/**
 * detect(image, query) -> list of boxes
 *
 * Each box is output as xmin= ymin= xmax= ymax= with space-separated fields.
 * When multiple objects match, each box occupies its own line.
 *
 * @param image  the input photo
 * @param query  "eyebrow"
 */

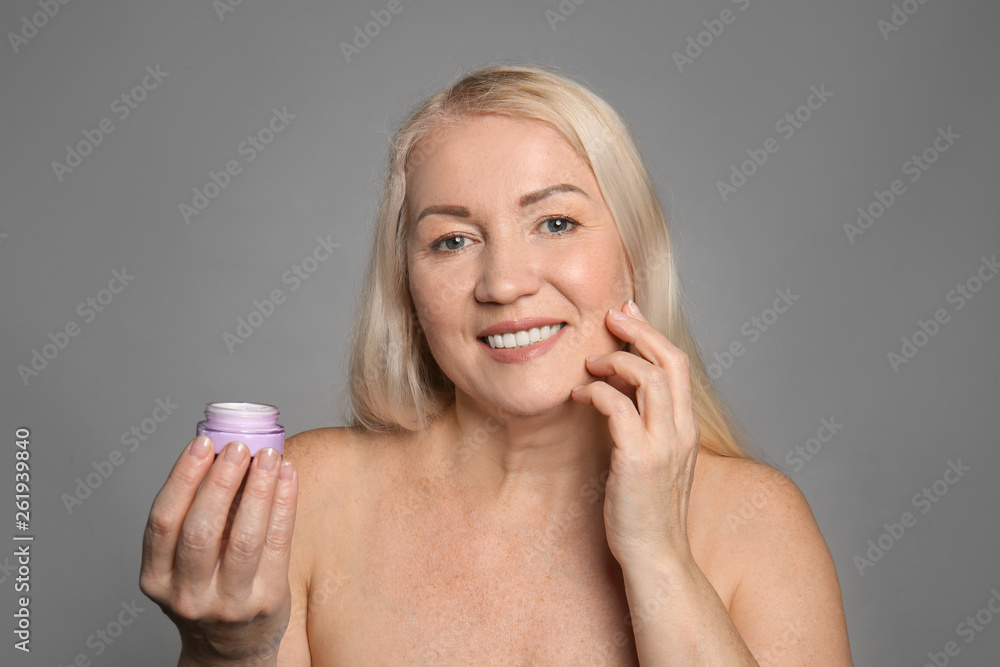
xmin=413 ymin=183 xmax=589 ymax=225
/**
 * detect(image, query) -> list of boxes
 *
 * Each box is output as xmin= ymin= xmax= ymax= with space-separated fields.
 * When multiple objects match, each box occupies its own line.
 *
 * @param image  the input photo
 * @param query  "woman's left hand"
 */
xmin=570 ymin=299 xmax=701 ymax=570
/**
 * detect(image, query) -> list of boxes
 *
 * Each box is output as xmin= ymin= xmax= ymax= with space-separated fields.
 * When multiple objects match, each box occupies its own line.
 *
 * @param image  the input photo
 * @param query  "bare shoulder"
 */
xmin=282 ymin=425 xmax=409 ymax=500
xmin=695 ymin=451 xmax=853 ymax=664
xmin=281 ymin=425 xmax=384 ymax=541
xmin=694 ymin=451 xmax=831 ymax=584
xmin=283 ymin=425 xmax=364 ymax=472
xmin=695 ymin=451 xmax=812 ymax=535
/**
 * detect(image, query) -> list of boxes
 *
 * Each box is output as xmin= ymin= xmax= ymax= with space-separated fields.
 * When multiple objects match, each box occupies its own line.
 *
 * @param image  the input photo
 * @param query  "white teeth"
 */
xmin=486 ymin=323 xmax=564 ymax=350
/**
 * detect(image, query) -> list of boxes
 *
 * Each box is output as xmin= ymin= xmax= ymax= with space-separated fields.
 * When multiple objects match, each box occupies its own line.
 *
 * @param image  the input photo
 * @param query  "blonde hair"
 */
xmin=348 ymin=61 xmax=753 ymax=459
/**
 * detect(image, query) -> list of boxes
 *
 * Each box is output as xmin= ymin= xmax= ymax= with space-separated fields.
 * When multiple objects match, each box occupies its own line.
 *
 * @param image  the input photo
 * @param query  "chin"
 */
xmin=465 ymin=380 xmax=582 ymax=421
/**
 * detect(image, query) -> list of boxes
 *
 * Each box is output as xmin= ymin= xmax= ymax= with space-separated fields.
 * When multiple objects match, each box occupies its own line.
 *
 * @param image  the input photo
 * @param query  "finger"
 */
xmin=141 ymin=436 xmax=216 ymax=587
xmin=571 ymin=381 xmax=646 ymax=454
xmin=217 ymin=447 xmax=283 ymax=594
xmin=604 ymin=374 xmax=637 ymax=405
xmin=605 ymin=306 xmax=697 ymax=437
xmin=174 ymin=441 xmax=251 ymax=586
xmin=605 ymin=304 xmax=672 ymax=368
xmin=585 ymin=351 xmax=675 ymax=441
xmin=256 ymin=460 xmax=298 ymax=580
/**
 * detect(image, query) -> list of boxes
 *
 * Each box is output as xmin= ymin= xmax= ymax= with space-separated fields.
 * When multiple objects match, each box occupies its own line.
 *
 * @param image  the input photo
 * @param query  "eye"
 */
xmin=540 ymin=216 xmax=579 ymax=234
xmin=431 ymin=235 xmax=472 ymax=253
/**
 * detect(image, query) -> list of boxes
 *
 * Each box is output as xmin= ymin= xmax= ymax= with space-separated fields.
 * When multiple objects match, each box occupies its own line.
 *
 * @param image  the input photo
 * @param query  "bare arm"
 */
xmin=623 ymin=464 xmax=852 ymax=665
xmin=727 ymin=465 xmax=852 ymax=665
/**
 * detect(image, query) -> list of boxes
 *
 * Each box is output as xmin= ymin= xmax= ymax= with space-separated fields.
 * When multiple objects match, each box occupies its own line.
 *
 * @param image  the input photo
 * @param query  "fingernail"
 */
xmin=188 ymin=436 xmax=213 ymax=460
xmin=224 ymin=441 xmax=248 ymax=465
xmin=279 ymin=460 xmax=295 ymax=481
xmin=608 ymin=308 xmax=628 ymax=321
xmin=627 ymin=299 xmax=642 ymax=318
xmin=571 ymin=385 xmax=585 ymax=393
xmin=257 ymin=447 xmax=279 ymax=472
xmin=587 ymin=354 xmax=600 ymax=363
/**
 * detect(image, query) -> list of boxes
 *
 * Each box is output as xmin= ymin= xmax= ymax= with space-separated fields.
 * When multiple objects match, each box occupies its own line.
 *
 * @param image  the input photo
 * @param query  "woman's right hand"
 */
xmin=139 ymin=436 xmax=298 ymax=666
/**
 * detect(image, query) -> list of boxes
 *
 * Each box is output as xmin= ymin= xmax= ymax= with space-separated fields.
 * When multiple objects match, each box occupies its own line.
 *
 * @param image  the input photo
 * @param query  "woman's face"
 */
xmin=406 ymin=114 xmax=632 ymax=418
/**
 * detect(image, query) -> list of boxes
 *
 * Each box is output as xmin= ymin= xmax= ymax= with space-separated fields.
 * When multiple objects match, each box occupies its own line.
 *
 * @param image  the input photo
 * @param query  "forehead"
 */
xmin=405 ymin=115 xmax=596 ymax=207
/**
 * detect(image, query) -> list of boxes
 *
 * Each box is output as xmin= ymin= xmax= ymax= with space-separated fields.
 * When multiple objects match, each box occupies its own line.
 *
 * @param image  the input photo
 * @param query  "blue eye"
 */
xmin=432 ymin=235 xmax=470 ymax=253
xmin=541 ymin=217 xmax=579 ymax=234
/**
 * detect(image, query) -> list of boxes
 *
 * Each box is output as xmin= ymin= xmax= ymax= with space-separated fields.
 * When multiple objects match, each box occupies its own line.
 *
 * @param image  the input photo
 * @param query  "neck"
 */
xmin=433 ymin=391 xmax=613 ymax=518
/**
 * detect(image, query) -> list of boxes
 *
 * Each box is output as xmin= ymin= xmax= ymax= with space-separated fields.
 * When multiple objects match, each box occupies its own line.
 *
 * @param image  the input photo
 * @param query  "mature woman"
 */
xmin=141 ymin=63 xmax=852 ymax=664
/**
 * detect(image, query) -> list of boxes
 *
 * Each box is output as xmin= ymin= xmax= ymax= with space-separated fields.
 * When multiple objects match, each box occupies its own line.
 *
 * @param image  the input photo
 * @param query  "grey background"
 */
xmin=2 ymin=0 xmax=998 ymax=664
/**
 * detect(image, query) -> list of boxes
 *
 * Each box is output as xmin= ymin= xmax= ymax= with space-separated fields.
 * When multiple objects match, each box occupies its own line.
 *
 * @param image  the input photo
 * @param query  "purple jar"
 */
xmin=196 ymin=402 xmax=285 ymax=456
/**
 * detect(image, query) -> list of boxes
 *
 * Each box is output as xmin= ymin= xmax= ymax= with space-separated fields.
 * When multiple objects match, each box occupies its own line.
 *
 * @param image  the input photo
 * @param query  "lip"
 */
xmin=477 ymin=317 xmax=566 ymax=338
xmin=479 ymin=322 xmax=568 ymax=364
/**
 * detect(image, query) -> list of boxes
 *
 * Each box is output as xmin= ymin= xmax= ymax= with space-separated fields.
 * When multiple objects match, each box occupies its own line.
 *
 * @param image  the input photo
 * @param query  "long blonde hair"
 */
xmin=347 ymin=61 xmax=753 ymax=459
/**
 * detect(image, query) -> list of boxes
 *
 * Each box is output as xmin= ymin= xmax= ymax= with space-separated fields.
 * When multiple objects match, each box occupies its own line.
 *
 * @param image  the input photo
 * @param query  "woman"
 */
xmin=140 ymin=63 xmax=853 ymax=664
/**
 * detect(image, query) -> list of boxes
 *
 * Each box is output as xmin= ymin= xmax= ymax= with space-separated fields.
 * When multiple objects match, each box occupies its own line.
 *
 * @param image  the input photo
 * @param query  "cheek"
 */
xmin=558 ymin=245 xmax=631 ymax=348
xmin=407 ymin=266 xmax=436 ymax=331
xmin=560 ymin=244 xmax=631 ymax=306
xmin=409 ymin=266 xmax=469 ymax=339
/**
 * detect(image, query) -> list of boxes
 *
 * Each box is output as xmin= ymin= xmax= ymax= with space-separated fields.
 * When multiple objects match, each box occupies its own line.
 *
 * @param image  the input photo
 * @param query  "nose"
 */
xmin=474 ymin=235 xmax=542 ymax=304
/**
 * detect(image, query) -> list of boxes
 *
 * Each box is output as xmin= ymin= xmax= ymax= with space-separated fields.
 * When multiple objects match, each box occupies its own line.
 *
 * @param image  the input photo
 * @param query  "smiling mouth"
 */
xmin=480 ymin=323 xmax=566 ymax=350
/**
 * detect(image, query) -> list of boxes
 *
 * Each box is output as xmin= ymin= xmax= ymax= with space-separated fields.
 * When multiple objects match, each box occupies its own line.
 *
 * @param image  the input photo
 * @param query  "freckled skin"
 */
xmin=405 ymin=114 xmax=632 ymax=419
